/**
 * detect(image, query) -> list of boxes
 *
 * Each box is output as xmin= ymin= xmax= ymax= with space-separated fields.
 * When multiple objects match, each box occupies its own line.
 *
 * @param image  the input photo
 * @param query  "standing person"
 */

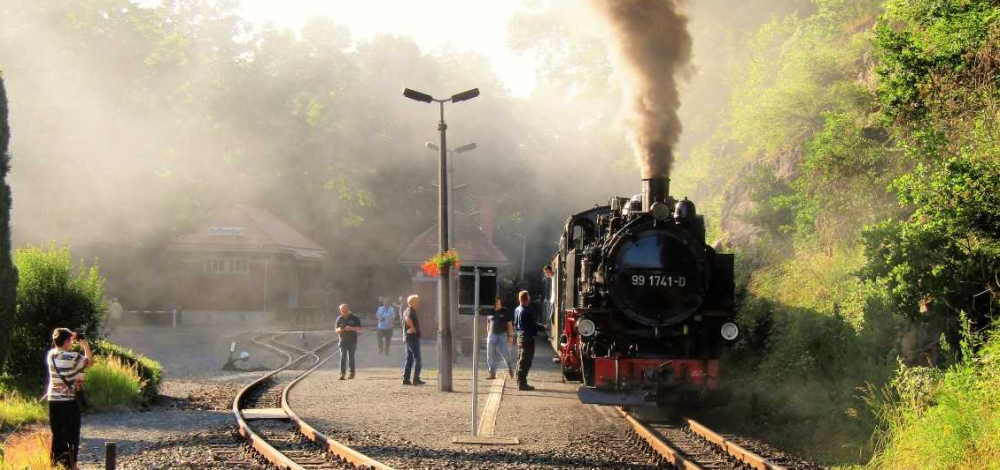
xmin=486 ymin=298 xmax=515 ymax=380
xmin=402 ymin=294 xmax=425 ymax=385
xmin=514 ymin=290 xmax=544 ymax=391
xmin=375 ymin=297 xmax=395 ymax=355
xmin=542 ymin=265 xmax=555 ymax=325
xmin=47 ymin=328 xmax=93 ymax=470
xmin=397 ymin=296 xmax=406 ymax=330
xmin=335 ymin=304 xmax=362 ymax=380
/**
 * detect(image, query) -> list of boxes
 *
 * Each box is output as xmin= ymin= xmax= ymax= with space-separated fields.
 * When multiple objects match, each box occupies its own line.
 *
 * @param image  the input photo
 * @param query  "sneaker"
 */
xmin=517 ymin=383 xmax=535 ymax=391
xmin=487 ymin=373 xmax=496 ymax=380
xmin=348 ymin=372 xmax=355 ymax=379
xmin=339 ymin=374 xmax=346 ymax=381
xmin=402 ymin=379 xmax=412 ymax=385
xmin=508 ymin=369 xmax=515 ymax=378
xmin=412 ymin=379 xmax=426 ymax=386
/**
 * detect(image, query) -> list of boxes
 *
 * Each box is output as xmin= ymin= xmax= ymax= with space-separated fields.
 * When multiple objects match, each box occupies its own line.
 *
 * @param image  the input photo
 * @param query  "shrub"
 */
xmin=6 ymin=243 xmax=106 ymax=382
xmin=84 ymin=356 xmax=142 ymax=411
xmin=91 ymin=340 xmax=162 ymax=405
xmin=0 ymin=431 xmax=52 ymax=470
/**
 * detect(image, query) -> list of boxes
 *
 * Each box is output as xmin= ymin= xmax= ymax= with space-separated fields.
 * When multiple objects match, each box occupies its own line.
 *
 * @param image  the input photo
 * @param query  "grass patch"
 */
xmin=0 ymin=394 xmax=46 ymax=432
xmin=91 ymin=340 xmax=162 ymax=405
xmin=84 ymin=356 xmax=143 ymax=411
xmin=0 ymin=430 xmax=53 ymax=470
xmin=866 ymin=326 xmax=1000 ymax=470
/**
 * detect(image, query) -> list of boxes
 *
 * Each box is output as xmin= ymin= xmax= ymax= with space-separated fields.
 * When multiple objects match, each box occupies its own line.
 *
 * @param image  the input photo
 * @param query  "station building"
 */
xmin=397 ymin=206 xmax=509 ymax=339
xmin=167 ymin=205 xmax=328 ymax=324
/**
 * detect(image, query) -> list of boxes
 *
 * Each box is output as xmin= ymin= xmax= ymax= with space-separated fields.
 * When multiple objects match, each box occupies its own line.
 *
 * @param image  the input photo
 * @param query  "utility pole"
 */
xmin=403 ymin=87 xmax=480 ymax=392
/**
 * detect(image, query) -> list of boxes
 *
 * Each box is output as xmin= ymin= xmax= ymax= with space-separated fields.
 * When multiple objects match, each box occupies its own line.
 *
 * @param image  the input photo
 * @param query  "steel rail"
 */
xmin=618 ymin=408 xmax=705 ymax=470
xmin=233 ymin=333 xmax=337 ymax=470
xmin=685 ymin=418 xmax=787 ymax=470
xmin=282 ymin=346 xmax=396 ymax=470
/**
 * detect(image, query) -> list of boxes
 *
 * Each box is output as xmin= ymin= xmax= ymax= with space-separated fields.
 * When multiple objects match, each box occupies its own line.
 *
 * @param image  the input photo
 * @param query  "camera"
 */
xmin=75 ymin=331 xmax=85 ymax=341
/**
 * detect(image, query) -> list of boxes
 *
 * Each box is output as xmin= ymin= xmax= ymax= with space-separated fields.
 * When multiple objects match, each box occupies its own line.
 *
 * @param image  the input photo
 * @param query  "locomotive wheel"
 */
xmin=561 ymin=361 xmax=582 ymax=383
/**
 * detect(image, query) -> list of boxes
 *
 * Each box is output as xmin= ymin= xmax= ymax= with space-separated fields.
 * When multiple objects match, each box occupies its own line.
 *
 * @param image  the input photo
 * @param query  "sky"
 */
xmin=234 ymin=0 xmax=540 ymax=97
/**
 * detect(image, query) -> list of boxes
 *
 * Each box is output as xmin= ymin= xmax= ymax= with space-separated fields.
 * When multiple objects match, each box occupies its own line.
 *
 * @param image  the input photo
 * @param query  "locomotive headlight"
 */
xmin=721 ymin=322 xmax=739 ymax=341
xmin=577 ymin=319 xmax=597 ymax=337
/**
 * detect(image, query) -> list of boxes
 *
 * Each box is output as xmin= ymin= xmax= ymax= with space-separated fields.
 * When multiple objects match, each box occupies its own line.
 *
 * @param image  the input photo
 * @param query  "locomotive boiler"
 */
xmin=546 ymin=176 xmax=736 ymax=406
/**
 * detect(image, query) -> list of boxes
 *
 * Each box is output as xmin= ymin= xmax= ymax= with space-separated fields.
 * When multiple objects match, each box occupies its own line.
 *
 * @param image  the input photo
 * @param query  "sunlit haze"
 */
xmin=234 ymin=0 xmax=539 ymax=97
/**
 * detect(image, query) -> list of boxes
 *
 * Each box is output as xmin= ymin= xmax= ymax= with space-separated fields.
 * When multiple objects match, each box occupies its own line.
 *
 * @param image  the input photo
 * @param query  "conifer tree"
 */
xmin=0 ymin=73 xmax=16 ymax=372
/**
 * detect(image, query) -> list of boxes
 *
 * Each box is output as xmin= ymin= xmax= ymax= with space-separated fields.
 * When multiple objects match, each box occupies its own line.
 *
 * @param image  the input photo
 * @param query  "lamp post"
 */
xmin=514 ymin=233 xmax=527 ymax=282
xmin=403 ymin=87 xmax=480 ymax=392
xmin=427 ymin=142 xmax=474 ymax=360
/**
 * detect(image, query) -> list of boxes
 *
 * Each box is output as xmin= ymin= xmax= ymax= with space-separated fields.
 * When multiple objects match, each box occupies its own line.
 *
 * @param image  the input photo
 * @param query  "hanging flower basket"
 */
xmin=421 ymin=250 xmax=461 ymax=277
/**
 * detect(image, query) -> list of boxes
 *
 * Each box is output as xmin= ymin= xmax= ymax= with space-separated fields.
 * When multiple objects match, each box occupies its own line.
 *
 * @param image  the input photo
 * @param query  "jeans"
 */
xmin=486 ymin=333 xmax=513 ymax=375
xmin=403 ymin=336 xmax=422 ymax=381
xmin=517 ymin=335 xmax=535 ymax=384
xmin=339 ymin=343 xmax=356 ymax=375
xmin=49 ymin=400 xmax=81 ymax=468
xmin=376 ymin=328 xmax=393 ymax=353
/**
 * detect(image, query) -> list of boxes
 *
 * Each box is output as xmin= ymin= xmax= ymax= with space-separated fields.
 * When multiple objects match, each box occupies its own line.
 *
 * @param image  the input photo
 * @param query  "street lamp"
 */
xmin=403 ymin=87 xmax=480 ymax=392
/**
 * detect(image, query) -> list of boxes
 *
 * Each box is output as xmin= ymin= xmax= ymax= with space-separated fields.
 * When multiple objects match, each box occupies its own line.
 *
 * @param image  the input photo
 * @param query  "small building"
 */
xmin=398 ymin=207 xmax=509 ymax=338
xmin=167 ymin=205 xmax=327 ymax=324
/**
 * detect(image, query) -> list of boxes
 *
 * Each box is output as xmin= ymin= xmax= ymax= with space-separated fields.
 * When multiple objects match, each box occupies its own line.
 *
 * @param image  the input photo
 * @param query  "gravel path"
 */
xmin=289 ymin=331 xmax=662 ymax=469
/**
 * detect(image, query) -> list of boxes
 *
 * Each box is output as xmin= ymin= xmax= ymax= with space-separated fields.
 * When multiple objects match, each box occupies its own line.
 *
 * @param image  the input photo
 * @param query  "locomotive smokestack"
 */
xmin=641 ymin=177 xmax=670 ymax=212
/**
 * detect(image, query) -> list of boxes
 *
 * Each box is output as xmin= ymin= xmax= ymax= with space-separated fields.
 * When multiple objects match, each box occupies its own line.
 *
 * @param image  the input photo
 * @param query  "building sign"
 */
xmin=210 ymin=226 xmax=245 ymax=236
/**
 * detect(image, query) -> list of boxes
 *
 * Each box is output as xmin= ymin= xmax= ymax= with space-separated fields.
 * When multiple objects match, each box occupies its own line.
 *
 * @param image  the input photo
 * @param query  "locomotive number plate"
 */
xmin=630 ymin=274 xmax=687 ymax=288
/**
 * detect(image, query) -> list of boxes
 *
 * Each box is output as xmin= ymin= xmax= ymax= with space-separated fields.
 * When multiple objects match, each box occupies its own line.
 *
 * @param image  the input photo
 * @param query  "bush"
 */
xmin=6 ymin=243 xmax=106 ymax=382
xmin=91 ymin=340 xmax=162 ymax=405
xmin=84 ymin=356 xmax=142 ymax=411
xmin=0 ymin=431 xmax=52 ymax=470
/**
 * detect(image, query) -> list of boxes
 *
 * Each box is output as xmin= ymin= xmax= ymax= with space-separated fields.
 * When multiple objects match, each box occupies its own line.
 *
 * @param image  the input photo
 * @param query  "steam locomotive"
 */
xmin=546 ymin=177 xmax=736 ymax=406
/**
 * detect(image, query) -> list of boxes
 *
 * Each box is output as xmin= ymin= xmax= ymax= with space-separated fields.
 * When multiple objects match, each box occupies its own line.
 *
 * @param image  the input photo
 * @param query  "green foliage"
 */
xmin=0 ymin=394 xmax=47 ymax=432
xmin=861 ymin=157 xmax=1000 ymax=327
xmin=84 ymin=356 xmax=143 ymax=411
xmin=865 ymin=319 xmax=1000 ymax=470
xmin=0 ymin=71 xmax=15 ymax=381
xmin=6 ymin=243 xmax=106 ymax=382
xmin=91 ymin=339 xmax=162 ymax=405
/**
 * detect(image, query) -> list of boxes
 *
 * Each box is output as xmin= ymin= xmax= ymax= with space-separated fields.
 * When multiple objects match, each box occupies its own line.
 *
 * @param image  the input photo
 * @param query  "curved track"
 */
xmin=233 ymin=332 xmax=396 ymax=470
xmin=620 ymin=408 xmax=792 ymax=470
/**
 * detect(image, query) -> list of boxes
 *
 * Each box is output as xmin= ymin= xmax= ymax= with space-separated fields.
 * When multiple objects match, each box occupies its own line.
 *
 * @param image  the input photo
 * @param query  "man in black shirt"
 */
xmin=514 ymin=290 xmax=545 ymax=391
xmin=402 ymin=294 xmax=425 ymax=385
xmin=335 ymin=303 xmax=362 ymax=380
xmin=486 ymin=298 xmax=515 ymax=380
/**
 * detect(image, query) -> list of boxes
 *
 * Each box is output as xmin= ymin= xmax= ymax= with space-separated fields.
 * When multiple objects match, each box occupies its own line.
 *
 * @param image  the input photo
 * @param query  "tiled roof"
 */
xmin=398 ymin=218 xmax=509 ymax=266
xmin=168 ymin=205 xmax=326 ymax=260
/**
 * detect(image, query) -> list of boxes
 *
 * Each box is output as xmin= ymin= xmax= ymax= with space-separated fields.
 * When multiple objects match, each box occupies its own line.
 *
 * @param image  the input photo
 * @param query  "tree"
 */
xmin=0 ymin=72 xmax=15 ymax=373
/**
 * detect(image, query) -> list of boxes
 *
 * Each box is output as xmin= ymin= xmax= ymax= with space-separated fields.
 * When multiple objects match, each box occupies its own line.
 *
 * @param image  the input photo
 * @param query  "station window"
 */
xmin=205 ymin=257 xmax=249 ymax=275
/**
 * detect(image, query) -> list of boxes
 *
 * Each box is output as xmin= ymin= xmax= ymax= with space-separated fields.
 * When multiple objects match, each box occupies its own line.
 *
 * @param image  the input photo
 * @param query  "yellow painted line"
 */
xmin=478 ymin=376 xmax=506 ymax=437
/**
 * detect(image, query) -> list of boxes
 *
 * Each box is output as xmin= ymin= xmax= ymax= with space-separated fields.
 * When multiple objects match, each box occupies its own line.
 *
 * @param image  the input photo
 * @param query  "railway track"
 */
xmin=230 ymin=332 xmax=397 ymax=470
xmin=620 ymin=408 xmax=793 ymax=470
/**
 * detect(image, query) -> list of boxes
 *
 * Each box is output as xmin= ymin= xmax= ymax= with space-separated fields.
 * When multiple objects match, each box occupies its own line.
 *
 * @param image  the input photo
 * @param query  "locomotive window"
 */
xmin=619 ymin=233 xmax=695 ymax=270
xmin=570 ymin=219 xmax=595 ymax=249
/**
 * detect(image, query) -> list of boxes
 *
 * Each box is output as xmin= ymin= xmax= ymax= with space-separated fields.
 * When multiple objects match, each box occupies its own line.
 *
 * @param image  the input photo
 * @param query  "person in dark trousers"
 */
xmin=335 ymin=304 xmax=362 ymax=380
xmin=375 ymin=297 xmax=395 ymax=355
xmin=47 ymin=328 xmax=93 ymax=470
xmin=402 ymin=294 xmax=425 ymax=385
xmin=486 ymin=297 xmax=515 ymax=380
xmin=514 ymin=290 xmax=545 ymax=391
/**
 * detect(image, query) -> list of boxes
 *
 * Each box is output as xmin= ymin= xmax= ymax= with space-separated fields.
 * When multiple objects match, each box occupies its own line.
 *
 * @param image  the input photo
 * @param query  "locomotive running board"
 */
xmin=577 ymin=387 xmax=650 ymax=406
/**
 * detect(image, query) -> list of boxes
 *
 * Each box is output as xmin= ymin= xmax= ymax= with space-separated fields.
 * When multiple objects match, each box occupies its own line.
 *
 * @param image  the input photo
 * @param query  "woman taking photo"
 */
xmin=47 ymin=328 xmax=93 ymax=470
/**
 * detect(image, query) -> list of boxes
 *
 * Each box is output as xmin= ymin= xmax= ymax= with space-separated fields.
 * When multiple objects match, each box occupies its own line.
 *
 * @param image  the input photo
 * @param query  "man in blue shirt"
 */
xmin=375 ymin=297 xmax=395 ymax=355
xmin=514 ymin=290 xmax=544 ymax=391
